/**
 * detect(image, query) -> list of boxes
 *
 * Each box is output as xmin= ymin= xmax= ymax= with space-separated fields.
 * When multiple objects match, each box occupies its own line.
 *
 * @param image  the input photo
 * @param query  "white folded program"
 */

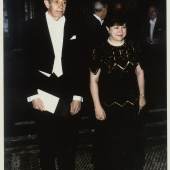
xmin=37 ymin=89 xmax=59 ymax=114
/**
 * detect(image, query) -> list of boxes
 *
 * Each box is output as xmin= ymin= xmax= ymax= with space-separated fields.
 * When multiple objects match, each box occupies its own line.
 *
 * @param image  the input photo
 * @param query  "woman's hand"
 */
xmin=94 ymin=105 xmax=106 ymax=121
xmin=90 ymin=69 xmax=106 ymax=121
xmin=139 ymin=95 xmax=146 ymax=110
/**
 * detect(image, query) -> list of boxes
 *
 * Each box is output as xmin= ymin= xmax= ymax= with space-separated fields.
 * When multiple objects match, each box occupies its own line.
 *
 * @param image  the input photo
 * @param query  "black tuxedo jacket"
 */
xmin=76 ymin=15 xmax=108 ymax=96
xmin=23 ymin=14 xmax=84 ymax=100
xmin=81 ymin=14 xmax=108 ymax=51
xmin=142 ymin=17 xmax=165 ymax=45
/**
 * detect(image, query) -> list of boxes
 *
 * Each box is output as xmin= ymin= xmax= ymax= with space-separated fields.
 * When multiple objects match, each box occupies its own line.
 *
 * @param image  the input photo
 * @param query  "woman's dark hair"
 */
xmin=105 ymin=13 xmax=128 ymax=27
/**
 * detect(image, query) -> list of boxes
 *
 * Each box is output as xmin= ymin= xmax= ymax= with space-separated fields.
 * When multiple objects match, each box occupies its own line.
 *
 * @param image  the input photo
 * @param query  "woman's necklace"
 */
xmin=107 ymin=38 xmax=124 ymax=47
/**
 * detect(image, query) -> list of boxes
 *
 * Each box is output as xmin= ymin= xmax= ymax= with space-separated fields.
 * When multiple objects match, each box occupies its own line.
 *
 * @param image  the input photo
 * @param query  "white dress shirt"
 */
xmin=27 ymin=12 xmax=82 ymax=102
xmin=46 ymin=12 xmax=64 ymax=77
xmin=149 ymin=18 xmax=157 ymax=41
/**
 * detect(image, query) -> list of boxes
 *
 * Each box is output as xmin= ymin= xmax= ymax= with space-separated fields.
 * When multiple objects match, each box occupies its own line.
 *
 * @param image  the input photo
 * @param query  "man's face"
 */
xmin=148 ymin=6 xmax=157 ymax=20
xmin=107 ymin=24 xmax=127 ymax=42
xmin=101 ymin=6 xmax=107 ymax=20
xmin=44 ymin=0 xmax=67 ymax=20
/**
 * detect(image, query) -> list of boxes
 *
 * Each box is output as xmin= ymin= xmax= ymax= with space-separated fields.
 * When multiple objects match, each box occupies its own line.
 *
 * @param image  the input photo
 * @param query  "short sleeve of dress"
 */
xmin=129 ymin=42 xmax=144 ymax=69
xmin=89 ymin=48 xmax=102 ymax=74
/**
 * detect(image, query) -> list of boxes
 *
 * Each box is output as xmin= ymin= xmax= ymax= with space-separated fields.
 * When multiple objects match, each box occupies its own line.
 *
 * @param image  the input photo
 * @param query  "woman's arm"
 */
xmin=135 ymin=64 xmax=146 ymax=110
xmin=90 ymin=69 xmax=106 ymax=121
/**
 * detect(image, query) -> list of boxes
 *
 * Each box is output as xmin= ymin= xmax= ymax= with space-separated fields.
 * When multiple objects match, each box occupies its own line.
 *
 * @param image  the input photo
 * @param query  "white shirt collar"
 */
xmin=46 ymin=11 xmax=65 ymax=25
xmin=93 ymin=14 xmax=104 ymax=25
xmin=45 ymin=11 xmax=65 ymax=77
xmin=149 ymin=17 xmax=157 ymax=24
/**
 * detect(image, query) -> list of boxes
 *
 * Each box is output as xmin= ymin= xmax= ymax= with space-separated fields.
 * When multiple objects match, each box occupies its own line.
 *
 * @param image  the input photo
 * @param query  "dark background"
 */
xmin=3 ymin=0 xmax=166 ymax=138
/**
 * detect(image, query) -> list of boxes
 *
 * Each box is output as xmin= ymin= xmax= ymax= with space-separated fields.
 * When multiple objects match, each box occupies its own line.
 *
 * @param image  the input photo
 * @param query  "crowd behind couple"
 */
xmin=23 ymin=0 xmax=165 ymax=170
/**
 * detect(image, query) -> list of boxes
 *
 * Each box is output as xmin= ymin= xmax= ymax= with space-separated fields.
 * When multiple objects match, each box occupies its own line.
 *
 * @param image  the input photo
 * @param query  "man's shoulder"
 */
xmin=65 ymin=17 xmax=81 ymax=35
xmin=24 ymin=14 xmax=46 ymax=29
xmin=126 ymin=40 xmax=138 ymax=48
xmin=23 ymin=15 xmax=47 ymax=40
xmin=89 ymin=15 xmax=101 ymax=27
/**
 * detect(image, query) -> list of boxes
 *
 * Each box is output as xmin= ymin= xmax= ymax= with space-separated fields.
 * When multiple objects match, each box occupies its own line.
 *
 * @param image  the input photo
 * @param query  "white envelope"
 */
xmin=37 ymin=89 xmax=59 ymax=114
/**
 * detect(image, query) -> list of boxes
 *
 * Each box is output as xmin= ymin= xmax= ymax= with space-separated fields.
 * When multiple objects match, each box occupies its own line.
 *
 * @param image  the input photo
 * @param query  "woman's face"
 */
xmin=107 ymin=24 xmax=127 ymax=42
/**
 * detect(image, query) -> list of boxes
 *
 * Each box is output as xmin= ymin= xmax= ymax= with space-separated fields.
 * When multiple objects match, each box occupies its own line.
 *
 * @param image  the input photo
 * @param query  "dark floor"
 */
xmin=76 ymin=144 xmax=167 ymax=170
xmin=4 ymin=106 xmax=167 ymax=170
xmin=5 ymin=143 xmax=167 ymax=170
xmin=143 ymin=145 xmax=167 ymax=170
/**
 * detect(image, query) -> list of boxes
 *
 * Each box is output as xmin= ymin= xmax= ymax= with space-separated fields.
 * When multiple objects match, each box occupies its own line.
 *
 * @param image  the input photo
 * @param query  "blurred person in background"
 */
xmin=141 ymin=4 xmax=166 ymax=108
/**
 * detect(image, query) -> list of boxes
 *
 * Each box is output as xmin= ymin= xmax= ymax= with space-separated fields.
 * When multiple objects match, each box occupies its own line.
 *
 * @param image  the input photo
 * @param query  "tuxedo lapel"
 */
xmin=153 ymin=19 xmax=160 ymax=34
xmin=146 ymin=20 xmax=150 ymax=37
xmin=61 ymin=19 xmax=73 ymax=73
xmin=62 ymin=18 xmax=76 ymax=49
xmin=41 ymin=15 xmax=55 ymax=61
xmin=62 ymin=19 xmax=71 ymax=59
xmin=61 ymin=19 xmax=78 ymax=74
xmin=63 ymin=19 xmax=70 ymax=43
xmin=92 ymin=15 xmax=102 ymax=28
xmin=36 ymin=15 xmax=60 ymax=73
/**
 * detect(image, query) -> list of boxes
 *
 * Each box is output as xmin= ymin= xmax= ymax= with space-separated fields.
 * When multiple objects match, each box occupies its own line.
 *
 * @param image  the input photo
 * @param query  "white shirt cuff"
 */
xmin=27 ymin=94 xmax=40 ymax=102
xmin=73 ymin=95 xmax=83 ymax=102
xmin=28 ymin=94 xmax=83 ymax=102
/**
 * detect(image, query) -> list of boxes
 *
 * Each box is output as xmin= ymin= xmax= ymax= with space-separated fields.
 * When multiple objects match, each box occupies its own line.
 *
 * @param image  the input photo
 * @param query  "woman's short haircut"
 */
xmin=106 ymin=14 xmax=128 ymax=27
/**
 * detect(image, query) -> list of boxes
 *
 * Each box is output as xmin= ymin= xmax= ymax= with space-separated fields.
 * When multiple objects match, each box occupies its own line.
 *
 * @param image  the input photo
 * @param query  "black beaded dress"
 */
xmin=90 ymin=40 xmax=144 ymax=170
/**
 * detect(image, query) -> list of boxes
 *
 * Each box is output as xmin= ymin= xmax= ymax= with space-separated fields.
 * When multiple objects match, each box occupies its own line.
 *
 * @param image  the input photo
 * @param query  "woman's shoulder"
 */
xmin=124 ymin=40 xmax=142 ymax=54
xmin=124 ymin=40 xmax=135 ymax=48
xmin=98 ymin=40 xmax=110 ymax=49
xmin=125 ymin=39 xmax=142 ymax=49
xmin=95 ymin=41 xmax=113 ymax=55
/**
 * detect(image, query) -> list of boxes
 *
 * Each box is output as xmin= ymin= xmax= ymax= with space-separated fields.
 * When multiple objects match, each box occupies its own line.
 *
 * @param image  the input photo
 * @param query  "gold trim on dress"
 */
xmin=104 ymin=100 xmax=135 ymax=107
xmin=116 ymin=61 xmax=134 ymax=70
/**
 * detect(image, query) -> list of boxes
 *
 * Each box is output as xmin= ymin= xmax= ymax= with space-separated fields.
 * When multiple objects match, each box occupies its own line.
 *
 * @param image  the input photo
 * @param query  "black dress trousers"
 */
xmin=33 ymin=99 xmax=77 ymax=170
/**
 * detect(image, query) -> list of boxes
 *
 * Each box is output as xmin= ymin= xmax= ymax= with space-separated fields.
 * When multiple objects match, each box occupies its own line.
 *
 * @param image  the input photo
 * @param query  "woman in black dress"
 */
xmin=90 ymin=15 xmax=146 ymax=170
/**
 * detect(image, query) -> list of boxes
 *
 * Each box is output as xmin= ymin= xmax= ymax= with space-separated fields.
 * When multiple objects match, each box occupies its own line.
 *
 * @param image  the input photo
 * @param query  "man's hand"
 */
xmin=70 ymin=100 xmax=81 ymax=115
xmin=32 ymin=98 xmax=45 ymax=112
xmin=95 ymin=106 xmax=106 ymax=121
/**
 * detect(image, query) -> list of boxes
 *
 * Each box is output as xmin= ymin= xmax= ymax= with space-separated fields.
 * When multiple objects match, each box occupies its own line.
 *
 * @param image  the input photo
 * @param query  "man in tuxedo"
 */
xmin=141 ymin=4 xmax=166 ymax=108
xmin=75 ymin=0 xmax=108 ymax=162
xmin=142 ymin=5 xmax=165 ymax=46
xmin=82 ymin=0 xmax=108 ymax=52
xmin=23 ymin=0 xmax=84 ymax=170
xmin=78 ymin=0 xmax=108 ymax=108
